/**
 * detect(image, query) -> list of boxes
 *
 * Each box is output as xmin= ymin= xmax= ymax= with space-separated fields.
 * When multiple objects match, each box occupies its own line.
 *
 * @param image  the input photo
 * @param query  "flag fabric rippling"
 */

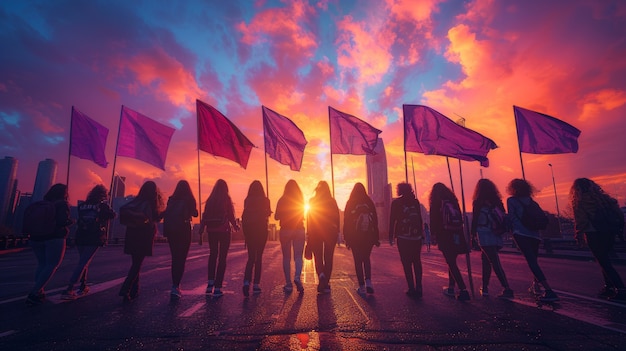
xmin=329 ymin=106 xmax=381 ymax=155
xmin=262 ymin=106 xmax=307 ymax=171
xmin=514 ymin=106 xmax=581 ymax=154
xmin=70 ymin=107 xmax=109 ymax=168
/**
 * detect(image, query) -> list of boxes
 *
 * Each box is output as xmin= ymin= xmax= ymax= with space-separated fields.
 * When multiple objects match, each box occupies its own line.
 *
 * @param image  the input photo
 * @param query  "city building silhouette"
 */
xmin=366 ymin=138 xmax=391 ymax=240
xmin=32 ymin=158 xmax=57 ymax=202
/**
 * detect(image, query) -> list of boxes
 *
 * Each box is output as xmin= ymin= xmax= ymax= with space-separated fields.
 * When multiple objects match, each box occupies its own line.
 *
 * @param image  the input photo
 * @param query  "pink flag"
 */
xmin=70 ymin=107 xmax=109 ymax=168
xmin=404 ymin=104 xmax=497 ymax=167
xmin=329 ymin=106 xmax=381 ymax=155
xmin=116 ymin=106 xmax=175 ymax=170
xmin=262 ymin=106 xmax=307 ymax=171
xmin=197 ymin=100 xmax=255 ymax=169
xmin=514 ymin=106 xmax=581 ymax=154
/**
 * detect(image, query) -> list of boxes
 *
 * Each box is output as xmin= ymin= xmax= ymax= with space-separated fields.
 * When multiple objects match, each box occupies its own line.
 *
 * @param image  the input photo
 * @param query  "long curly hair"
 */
xmin=135 ymin=180 xmax=164 ymax=212
xmin=429 ymin=182 xmax=457 ymax=210
xmin=86 ymin=184 xmax=108 ymax=204
xmin=44 ymin=183 xmax=68 ymax=202
xmin=472 ymin=178 xmax=504 ymax=208
xmin=506 ymin=178 xmax=536 ymax=198
xmin=569 ymin=178 xmax=614 ymax=209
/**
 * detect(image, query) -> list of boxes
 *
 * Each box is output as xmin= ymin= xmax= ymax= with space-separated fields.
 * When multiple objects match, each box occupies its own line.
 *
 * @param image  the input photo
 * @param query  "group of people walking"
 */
xmin=23 ymin=175 xmax=624 ymax=306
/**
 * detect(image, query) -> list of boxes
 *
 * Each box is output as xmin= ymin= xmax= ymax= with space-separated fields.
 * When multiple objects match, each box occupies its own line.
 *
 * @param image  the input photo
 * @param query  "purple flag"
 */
xmin=197 ymin=100 xmax=255 ymax=169
xmin=116 ymin=106 xmax=175 ymax=170
xmin=329 ymin=106 xmax=381 ymax=155
xmin=403 ymin=104 xmax=497 ymax=167
xmin=70 ymin=107 xmax=109 ymax=168
xmin=263 ymin=106 xmax=307 ymax=171
xmin=514 ymin=106 xmax=581 ymax=154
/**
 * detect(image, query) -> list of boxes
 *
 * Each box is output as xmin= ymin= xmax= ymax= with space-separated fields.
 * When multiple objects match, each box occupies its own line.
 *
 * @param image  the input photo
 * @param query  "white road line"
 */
xmin=343 ymin=287 xmax=370 ymax=323
xmin=179 ymin=302 xmax=206 ymax=318
xmin=0 ymin=330 xmax=17 ymax=338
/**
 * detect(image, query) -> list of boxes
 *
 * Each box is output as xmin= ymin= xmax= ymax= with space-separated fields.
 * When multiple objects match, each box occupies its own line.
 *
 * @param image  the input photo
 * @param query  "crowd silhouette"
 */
xmin=20 ymin=176 xmax=625 ymax=306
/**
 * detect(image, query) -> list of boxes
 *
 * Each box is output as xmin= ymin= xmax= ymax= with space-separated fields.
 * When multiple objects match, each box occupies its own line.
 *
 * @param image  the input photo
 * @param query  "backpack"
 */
xmin=203 ymin=205 xmax=227 ymax=229
xmin=441 ymin=200 xmax=463 ymax=231
xmin=519 ymin=199 xmax=548 ymax=231
xmin=76 ymin=202 xmax=103 ymax=236
xmin=399 ymin=202 xmax=422 ymax=238
xmin=354 ymin=203 xmax=374 ymax=234
xmin=480 ymin=205 xmax=508 ymax=236
xmin=119 ymin=200 xmax=150 ymax=227
xmin=23 ymin=200 xmax=57 ymax=238
xmin=163 ymin=199 xmax=189 ymax=235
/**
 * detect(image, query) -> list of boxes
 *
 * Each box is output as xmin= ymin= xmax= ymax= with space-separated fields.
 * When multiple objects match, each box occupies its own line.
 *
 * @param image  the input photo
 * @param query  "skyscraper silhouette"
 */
xmin=0 ymin=156 xmax=18 ymax=227
xmin=32 ymin=158 xmax=57 ymax=202
xmin=366 ymin=138 xmax=391 ymax=239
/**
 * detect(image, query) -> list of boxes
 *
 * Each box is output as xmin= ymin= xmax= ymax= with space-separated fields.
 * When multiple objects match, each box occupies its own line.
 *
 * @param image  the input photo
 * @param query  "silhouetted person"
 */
xmin=389 ymin=183 xmax=424 ymax=298
xmin=429 ymin=182 xmax=470 ymax=301
xmin=25 ymin=183 xmax=74 ymax=305
xmin=199 ymin=179 xmax=238 ymax=297
xmin=61 ymin=184 xmax=115 ymax=300
xmin=506 ymin=178 xmax=558 ymax=302
xmin=307 ymin=181 xmax=340 ymax=294
xmin=344 ymin=183 xmax=379 ymax=295
xmin=118 ymin=180 xmax=164 ymax=301
xmin=570 ymin=178 xmax=625 ymax=301
xmin=424 ymin=223 xmax=431 ymax=252
xmin=162 ymin=180 xmax=198 ymax=299
xmin=275 ymin=180 xmax=306 ymax=293
xmin=471 ymin=178 xmax=513 ymax=299
xmin=241 ymin=180 xmax=271 ymax=297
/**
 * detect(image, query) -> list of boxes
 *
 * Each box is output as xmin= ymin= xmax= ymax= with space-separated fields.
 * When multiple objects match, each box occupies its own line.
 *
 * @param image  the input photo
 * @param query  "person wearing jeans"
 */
xmin=275 ymin=180 xmax=306 ymax=293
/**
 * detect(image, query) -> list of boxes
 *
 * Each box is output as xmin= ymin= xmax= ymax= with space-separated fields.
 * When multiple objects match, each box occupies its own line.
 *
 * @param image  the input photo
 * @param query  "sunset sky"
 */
xmin=1 ymin=0 xmax=625 ymax=220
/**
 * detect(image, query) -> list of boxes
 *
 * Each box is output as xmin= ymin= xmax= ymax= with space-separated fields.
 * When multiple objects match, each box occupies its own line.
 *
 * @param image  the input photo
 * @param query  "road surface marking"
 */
xmin=179 ymin=302 xmax=206 ymax=317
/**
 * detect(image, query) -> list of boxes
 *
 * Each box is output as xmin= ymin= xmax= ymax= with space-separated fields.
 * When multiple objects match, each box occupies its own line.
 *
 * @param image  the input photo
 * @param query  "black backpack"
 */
xmin=354 ymin=203 xmax=374 ymax=234
xmin=519 ymin=198 xmax=548 ymax=231
xmin=441 ymin=200 xmax=463 ymax=231
xmin=399 ymin=202 xmax=422 ymax=238
xmin=23 ymin=200 xmax=57 ymax=238
xmin=480 ymin=205 xmax=508 ymax=236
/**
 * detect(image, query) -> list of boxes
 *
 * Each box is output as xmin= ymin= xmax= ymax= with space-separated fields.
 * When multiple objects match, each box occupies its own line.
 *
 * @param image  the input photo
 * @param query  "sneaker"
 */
xmin=443 ymin=287 xmax=456 ymax=297
xmin=598 ymin=286 xmax=617 ymax=299
xmin=77 ymin=286 xmax=90 ymax=296
xmin=61 ymin=289 xmax=77 ymax=300
xmin=253 ymin=286 xmax=262 ymax=294
xmin=357 ymin=285 xmax=366 ymax=295
xmin=366 ymin=286 xmax=375 ymax=294
xmin=212 ymin=288 xmax=223 ymax=297
xmin=498 ymin=288 xmax=514 ymax=299
xmin=480 ymin=287 xmax=489 ymax=297
xmin=243 ymin=285 xmax=250 ymax=297
xmin=170 ymin=287 xmax=182 ymax=299
xmin=283 ymin=284 xmax=293 ymax=293
xmin=26 ymin=293 xmax=44 ymax=306
xmin=205 ymin=285 xmax=214 ymax=295
xmin=539 ymin=290 xmax=559 ymax=302
xmin=294 ymin=280 xmax=304 ymax=293
xmin=457 ymin=290 xmax=470 ymax=301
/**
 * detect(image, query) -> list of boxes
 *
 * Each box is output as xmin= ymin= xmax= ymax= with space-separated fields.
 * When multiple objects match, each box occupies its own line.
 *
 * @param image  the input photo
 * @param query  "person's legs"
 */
xmin=587 ymin=234 xmax=625 ymax=289
xmin=31 ymin=238 xmax=66 ymax=295
xmin=68 ymin=245 xmax=99 ymax=290
xmin=280 ymin=230 xmax=293 ymax=285
xmin=170 ymin=237 xmax=190 ymax=288
xmin=480 ymin=249 xmax=492 ymax=292
xmin=293 ymin=229 xmax=305 ymax=283
xmin=398 ymin=238 xmax=415 ymax=291
xmin=443 ymin=249 xmax=466 ymax=290
xmin=411 ymin=240 xmax=423 ymax=293
xmin=482 ymin=246 xmax=510 ymax=289
xmin=121 ymin=254 xmax=145 ymax=298
xmin=351 ymin=246 xmax=365 ymax=286
xmin=244 ymin=238 xmax=255 ymax=284
xmin=215 ymin=233 xmax=231 ymax=288
xmin=207 ymin=233 xmax=219 ymax=283
xmin=253 ymin=236 xmax=267 ymax=284
xmin=513 ymin=235 xmax=547 ymax=283
xmin=323 ymin=234 xmax=337 ymax=280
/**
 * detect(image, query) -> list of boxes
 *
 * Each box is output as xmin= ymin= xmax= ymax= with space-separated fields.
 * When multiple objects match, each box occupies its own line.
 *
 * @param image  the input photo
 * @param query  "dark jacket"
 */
xmin=242 ymin=196 xmax=271 ymax=240
xmin=430 ymin=198 xmax=467 ymax=254
xmin=163 ymin=196 xmax=198 ymax=240
xmin=202 ymin=199 xmax=236 ymax=234
xmin=124 ymin=200 xmax=161 ymax=256
xmin=344 ymin=196 xmax=379 ymax=248
xmin=307 ymin=195 xmax=340 ymax=241
xmin=74 ymin=201 xmax=116 ymax=246
xmin=388 ymin=195 xmax=422 ymax=241
xmin=29 ymin=200 xmax=74 ymax=242
xmin=275 ymin=197 xmax=305 ymax=231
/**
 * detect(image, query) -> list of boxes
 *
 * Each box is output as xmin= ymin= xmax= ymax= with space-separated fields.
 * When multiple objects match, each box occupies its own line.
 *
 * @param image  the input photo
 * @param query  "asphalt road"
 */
xmin=1 ymin=241 xmax=625 ymax=350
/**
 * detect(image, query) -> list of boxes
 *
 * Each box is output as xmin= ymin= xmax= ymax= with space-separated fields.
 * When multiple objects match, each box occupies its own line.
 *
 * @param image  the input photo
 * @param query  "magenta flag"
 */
xmin=262 ymin=106 xmax=307 ymax=171
xmin=514 ymin=106 xmax=581 ymax=154
xmin=116 ymin=106 xmax=175 ymax=170
xmin=70 ymin=107 xmax=109 ymax=168
xmin=404 ymin=104 xmax=497 ymax=167
xmin=329 ymin=106 xmax=381 ymax=155
xmin=197 ymin=100 xmax=255 ymax=169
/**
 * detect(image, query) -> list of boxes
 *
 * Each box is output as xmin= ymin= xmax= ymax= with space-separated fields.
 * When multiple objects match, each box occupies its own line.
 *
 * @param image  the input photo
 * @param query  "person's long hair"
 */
xmin=506 ymin=178 xmax=536 ymax=198
xmin=429 ymin=182 xmax=458 ymax=209
xmin=135 ymin=180 xmax=164 ymax=213
xmin=281 ymin=179 xmax=303 ymax=205
xmin=44 ymin=183 xmax=68 ymax=202
xmin=312 ymin=181 xmax=332 ymax=201
xmin=472 ymin=178 xmax=504 ymax=208
xmin=85 ymin=184 xmax=108 ymax=204
xmin=345 ymin=182 xmax=374 ymax=210
xmin=171 ymin=180 xmax=196 ymax=204
xmin=245 ymin=180 xmax=266 ymax=201
xmin=205 ymin=179 xmax=231 ymax=214
xmin=396 ymin=182 xmax=415 ymax=198
xmin=570 ymin=178 xmax=614 ymax=209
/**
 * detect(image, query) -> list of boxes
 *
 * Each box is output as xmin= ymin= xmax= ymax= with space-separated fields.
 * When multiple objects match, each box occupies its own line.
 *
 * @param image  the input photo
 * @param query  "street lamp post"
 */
xmin=548 ymin=163 xmax=563 ymax=237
